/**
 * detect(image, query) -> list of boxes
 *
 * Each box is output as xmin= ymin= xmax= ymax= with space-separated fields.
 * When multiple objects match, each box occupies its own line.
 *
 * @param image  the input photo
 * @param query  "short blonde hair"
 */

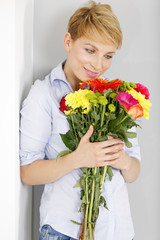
xmin=68 ymin=1 xmax=122 ymax=48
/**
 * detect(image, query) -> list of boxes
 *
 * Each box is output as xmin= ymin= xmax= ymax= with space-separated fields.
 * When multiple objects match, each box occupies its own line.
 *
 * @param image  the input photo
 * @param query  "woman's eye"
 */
xmin=105 ymin=55 xmax=113 ymax=59
xmin=85 ymin=48 xmax=95 ymax=54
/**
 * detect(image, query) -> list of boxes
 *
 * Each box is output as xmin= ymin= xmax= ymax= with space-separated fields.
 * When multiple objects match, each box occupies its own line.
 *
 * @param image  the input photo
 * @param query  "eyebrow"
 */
xmin=84 ymin=43 xmax=116 ymax=54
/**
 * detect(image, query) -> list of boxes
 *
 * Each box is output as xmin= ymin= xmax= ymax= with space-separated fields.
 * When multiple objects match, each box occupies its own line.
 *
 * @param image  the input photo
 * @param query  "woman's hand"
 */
xmin=73 ymin=125 xmax=126 ymax=169
xmin=73 ymin=125 xmax=140 ymax=182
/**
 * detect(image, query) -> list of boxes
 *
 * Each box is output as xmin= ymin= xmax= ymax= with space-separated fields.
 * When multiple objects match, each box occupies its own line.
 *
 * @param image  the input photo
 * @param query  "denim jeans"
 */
xmin=39 ymin=225 xmax=77 ymax=240
xmin=39 ymin=224 xmax=134 ymax=240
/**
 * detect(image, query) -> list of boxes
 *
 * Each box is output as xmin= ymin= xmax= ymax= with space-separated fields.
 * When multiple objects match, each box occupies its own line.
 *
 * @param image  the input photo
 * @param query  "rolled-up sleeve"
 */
xmin=124 ymin=127 xmax=141 ymax=162
xmin=20 ymin=80 xmax=52 ymax=166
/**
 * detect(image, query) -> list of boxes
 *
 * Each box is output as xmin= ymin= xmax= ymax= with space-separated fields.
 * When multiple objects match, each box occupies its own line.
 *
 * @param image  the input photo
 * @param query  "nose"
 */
xmin=91 ymin=56 xmax=103 ymax=71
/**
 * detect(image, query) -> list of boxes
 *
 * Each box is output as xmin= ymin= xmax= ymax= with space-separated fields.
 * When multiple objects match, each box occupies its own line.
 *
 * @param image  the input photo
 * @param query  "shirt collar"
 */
xmin=50 ymin=60 xmax=67 ymax=83
xmin=50 ymin=60 xmax=73 ymax=92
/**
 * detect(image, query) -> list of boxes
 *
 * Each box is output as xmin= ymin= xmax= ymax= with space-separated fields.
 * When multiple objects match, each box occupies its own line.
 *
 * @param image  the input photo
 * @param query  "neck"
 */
xmin=63 ymin=61 xmax=80 ymax=91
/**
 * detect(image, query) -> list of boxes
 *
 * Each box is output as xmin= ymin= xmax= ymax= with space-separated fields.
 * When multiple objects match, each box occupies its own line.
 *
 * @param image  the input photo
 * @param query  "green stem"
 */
xmin=83 ymin=176 xmax=89 ymax=240
xmin=71 ymin=115 xmax=79 ymax=145
xmin=119 ymin=114 xmax=130 ymax=125
xmin=100 ymin=104 xmax=106 ymax=132
xmin=88 ymin=168 xmax=96 ymax=239
xmin=87 ymin=93 xmax=108 ymax=239
xmin=99 ymin=166 xmax=107 ymax=195
xmin=100 ymin=91 xmax=107 ymax=134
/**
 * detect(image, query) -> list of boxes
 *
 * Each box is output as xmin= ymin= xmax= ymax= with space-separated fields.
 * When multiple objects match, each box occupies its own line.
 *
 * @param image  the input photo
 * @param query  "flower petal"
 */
xmin=127 ymin=104 xmax=143 ymax=118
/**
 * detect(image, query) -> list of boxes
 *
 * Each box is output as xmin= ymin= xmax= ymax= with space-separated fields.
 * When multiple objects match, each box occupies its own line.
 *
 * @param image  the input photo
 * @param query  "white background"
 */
xmin=0 ymin=0 xmax=159 ymax=239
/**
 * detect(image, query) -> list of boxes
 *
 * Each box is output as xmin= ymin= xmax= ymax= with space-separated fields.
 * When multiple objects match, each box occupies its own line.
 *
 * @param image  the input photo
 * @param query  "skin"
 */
xmin=20 ymin=33 xmax=140 ymax=186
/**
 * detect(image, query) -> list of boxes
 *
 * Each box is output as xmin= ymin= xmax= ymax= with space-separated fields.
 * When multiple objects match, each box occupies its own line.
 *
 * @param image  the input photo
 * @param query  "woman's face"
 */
xmin=64 ymin=33 xmax=117 ymax=89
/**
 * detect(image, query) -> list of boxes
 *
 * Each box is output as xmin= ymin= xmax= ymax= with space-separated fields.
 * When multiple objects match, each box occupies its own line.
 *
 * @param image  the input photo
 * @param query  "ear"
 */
xmin=64 ymin=32 xmax=72 ymax=52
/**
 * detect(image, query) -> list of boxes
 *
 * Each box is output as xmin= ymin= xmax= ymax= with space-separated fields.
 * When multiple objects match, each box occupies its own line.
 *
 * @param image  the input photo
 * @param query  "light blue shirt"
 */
xmin=20 ymin=61 xmax=141 ymax=240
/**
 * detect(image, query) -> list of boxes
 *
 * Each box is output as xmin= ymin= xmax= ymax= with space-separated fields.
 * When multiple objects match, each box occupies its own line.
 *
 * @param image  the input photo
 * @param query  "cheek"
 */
xmin=103 ymin=60 xmax=112 ymax=70
xmin=72 ymin=48 xmax=91 ymax=63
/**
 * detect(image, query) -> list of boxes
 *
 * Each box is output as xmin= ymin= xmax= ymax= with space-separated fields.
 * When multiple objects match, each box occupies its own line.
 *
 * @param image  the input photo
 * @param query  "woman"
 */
xmin=20 ymin=1 xmax=140 ymax=239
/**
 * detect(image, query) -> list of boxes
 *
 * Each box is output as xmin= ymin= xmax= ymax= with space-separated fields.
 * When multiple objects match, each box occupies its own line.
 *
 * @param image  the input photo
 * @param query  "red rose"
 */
xmin=134 ymin=83 xmax=150 ymax=99
xmin=59 ymin=96 xmax=68 ymax=112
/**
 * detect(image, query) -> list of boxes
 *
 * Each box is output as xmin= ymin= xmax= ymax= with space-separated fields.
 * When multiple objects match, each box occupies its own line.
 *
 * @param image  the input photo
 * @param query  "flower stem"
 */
xmin=88 ymin=168 xmax=97 ymax=239
xmin=100 ymin=166 xmax=107 ymax=195
xmin=71 ymin=115 xmax=79 ymax=145
xmin=100 ymin=104 xmax=106 ymax=129
xmin=83 ymin=176 xmax=89 ymax=240
xmin=119 ymin=114 xmax=129 ymax=125
xmin=79 ymin=216 xmax=85 ymax=240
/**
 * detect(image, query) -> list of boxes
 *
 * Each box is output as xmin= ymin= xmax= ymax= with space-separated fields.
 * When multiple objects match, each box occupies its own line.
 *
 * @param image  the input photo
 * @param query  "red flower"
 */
xmin=59 ymin=96 xmax=68 ymax=112
xmin=134 ymin=83 xmax=150 ymax=99
xmin=89 ymin=78 xmax=109 ymax=93
xmin=79 ymin=78 xmax=123 ymax=94
xmin=103 ymin=79 xmax=123 ymax=91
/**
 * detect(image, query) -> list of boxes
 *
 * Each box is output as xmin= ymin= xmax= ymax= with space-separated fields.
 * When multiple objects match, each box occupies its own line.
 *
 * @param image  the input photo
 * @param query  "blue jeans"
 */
xmin=39 ymin=225 xmax=77 ymax=240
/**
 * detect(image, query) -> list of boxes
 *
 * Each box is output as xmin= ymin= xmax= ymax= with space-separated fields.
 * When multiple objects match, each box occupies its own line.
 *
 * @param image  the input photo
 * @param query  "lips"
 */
xmin=83 ymin=67 xmax=99 ymax=79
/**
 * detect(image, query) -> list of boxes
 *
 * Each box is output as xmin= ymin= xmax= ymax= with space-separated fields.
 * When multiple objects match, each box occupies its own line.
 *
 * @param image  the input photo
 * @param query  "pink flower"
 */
xmin=115 ymin=92 xmax=139 ymax=109
xmin=134 ymin=83 xmax=150 ymax=99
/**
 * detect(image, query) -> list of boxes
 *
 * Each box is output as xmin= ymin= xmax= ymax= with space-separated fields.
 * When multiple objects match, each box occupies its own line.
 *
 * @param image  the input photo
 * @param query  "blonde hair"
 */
xmin=68 ymin=1 xmax=122 ymax=48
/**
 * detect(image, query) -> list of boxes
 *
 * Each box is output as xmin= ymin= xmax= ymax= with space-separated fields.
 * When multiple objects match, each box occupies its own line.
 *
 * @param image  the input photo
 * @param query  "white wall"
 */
xmin=33 ymin=1 xmax=160 ymax=240
xmin=0 ymin=0 xmax=33 ymax=239
xmin=16 ymin=1 xmax=34 ymax=239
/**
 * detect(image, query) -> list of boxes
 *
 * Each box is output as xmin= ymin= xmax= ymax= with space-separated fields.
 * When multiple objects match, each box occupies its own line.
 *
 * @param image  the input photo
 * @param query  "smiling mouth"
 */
xmin=83 ymin=67 xmax=99 ymax=78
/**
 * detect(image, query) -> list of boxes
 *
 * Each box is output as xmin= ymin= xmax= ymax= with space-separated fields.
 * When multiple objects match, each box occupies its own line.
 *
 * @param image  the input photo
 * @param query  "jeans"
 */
xmin=39 ymin=224 xmax=134 ymax=240
xmin=39 ymin=225 xmax=77 ymax=240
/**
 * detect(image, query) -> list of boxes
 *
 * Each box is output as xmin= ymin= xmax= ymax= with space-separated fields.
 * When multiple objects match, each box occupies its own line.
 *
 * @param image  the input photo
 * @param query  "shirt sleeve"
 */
xmin=124 ymin=127 xmax=141 ymax=162
xmin=20 ymin=80 xmax=52 ymax=166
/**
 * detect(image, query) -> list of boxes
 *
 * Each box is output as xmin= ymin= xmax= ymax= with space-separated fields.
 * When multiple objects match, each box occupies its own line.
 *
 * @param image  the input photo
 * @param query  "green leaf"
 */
xmin=116 ymin=128 xmax=133 ymax=148
xmin=100 ymin=195 xmax=108 ymax=210
xmin=60 ymin=130 xmax=77 ymax=151
xmin=108 ymin=112 xmax=124 ymax=132
xmin=91 ymin=111 xmax=100 ymax=123
xmin=107 ymin=133 xmax=119 ymax=139
xmin=126 ymin=131 xmax=137 ymax=138
xmin=74 ymin=176 xmax=85 ymax=188
xmin=107 ymin=166 xmax=113 ymax=181
xmin=56 ymin=150 xmax=72 ymax=160
xmin=70 ymin=220 xmax=82 ymax=226
xmin=108 ymin=113 xmax=116 ymax=120
xmin=98 ymin=135 xmax=108 ymax=142
xmin=125 ymin=140 xmax=132 ymax=148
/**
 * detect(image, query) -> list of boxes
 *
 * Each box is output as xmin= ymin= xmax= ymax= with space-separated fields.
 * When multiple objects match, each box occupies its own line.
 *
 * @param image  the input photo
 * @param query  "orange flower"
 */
xmin=127 ymin=104 xmax=143 ymax=118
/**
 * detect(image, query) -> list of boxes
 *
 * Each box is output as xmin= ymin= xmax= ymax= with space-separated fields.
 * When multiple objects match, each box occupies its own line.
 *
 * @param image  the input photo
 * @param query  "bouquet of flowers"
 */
xmin=58 ymin=78 xmax=151 ymax=240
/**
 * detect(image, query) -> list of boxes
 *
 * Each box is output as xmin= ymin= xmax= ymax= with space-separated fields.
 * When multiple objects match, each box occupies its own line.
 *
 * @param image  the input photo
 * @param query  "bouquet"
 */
xmin=58 ymin=78 xmax=151 ymax=240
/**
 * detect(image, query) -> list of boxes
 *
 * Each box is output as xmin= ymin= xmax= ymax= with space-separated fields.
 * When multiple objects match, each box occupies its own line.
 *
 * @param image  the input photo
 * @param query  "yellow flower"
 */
xmin=65 ymin=89 xmax=95 ymax=114
xmin=128 ymin=89 xmax=152 ymax=119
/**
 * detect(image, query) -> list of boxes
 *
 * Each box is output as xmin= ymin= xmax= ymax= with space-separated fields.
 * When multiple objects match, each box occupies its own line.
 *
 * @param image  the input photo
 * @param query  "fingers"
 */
xmin=78 ymin=129 xmax=125 ymax=169
xmin=96 ymin=149 xmax=125 ymax=167
xmin=80 ymin=125 xmax=94 ymax=143
xmin=95 ymin=137 xmax=123 ymax=149
xmin=100 ymin=142 xmax=124 ymax=154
